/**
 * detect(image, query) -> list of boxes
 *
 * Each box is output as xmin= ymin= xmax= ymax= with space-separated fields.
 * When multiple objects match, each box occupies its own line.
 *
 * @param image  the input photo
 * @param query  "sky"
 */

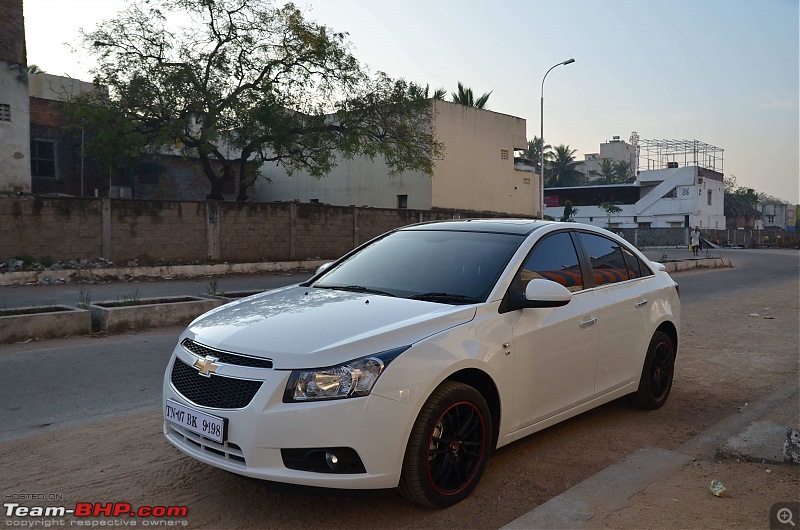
xmin=22 ymin=0 xmax=800 ymax=203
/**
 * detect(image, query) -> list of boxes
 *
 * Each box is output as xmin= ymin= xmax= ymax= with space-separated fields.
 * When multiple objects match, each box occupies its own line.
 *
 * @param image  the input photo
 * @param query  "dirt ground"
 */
xmin=1 ymin=273 xmax=798 ymax=529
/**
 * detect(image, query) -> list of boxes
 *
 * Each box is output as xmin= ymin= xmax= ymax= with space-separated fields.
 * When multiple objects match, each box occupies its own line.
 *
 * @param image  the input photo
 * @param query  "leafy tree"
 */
xmin=62 ymin=89 xmax=149 ymax=186
xmin=560 ymin=200 xmax=578 ymax=222
xmin=545 ymin=144 xmax=584 ymax=188
xmin=82 ymin=0 xmax=442 ymax=201
xmin=519 ymin=136 xmax=551 ymax=175
xmin=25 ymin=64 xmax=44 ymax=74
xmin=451 ymin=82 xmax=492 ymax=109
xmin=724 ymin=174 xmax=759 ymax=206
xmin=598 ymin=201 xmax=622 ymax=228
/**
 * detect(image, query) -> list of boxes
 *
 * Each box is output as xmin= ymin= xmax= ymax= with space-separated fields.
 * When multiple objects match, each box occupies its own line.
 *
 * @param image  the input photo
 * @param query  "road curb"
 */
xmin=501 ymin=446 xmax=694 ymax=529
xmin=501 ymin=379 xmax=799 ymax=529
xmin=662 ymin=257 xmax=732 ymax=273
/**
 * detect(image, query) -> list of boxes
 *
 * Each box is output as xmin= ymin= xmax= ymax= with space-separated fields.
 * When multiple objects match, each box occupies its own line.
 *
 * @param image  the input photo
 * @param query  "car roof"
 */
xmin=399 ymin=219 xmax=551 ymax=236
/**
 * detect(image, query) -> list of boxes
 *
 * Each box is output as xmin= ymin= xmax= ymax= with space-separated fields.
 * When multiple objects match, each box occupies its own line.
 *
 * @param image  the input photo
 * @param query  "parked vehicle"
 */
xmin=163 ymin=219 xmax=680 ymax=507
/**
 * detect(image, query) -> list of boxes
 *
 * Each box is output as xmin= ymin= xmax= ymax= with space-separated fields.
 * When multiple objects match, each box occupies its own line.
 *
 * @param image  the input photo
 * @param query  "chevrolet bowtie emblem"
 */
xmin=193 ymin=356 xmax=220 ymax=377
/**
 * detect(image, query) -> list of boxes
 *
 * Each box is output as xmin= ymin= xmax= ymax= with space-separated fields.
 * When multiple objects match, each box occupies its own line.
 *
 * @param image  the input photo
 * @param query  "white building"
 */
xmin=255 ymin=100 xmax=536 ymax=216
xmin=758 ymin=203 xmax=792 ymax=230
xmin=545 ymin=165 xmax=726 ymax=229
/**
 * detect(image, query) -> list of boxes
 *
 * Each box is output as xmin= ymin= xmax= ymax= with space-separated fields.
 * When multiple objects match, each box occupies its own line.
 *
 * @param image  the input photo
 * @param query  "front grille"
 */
xmin=171 ymin=358 xmax=262 ymax=409
xmin=181 ymin=338 xmax=273 ymax=369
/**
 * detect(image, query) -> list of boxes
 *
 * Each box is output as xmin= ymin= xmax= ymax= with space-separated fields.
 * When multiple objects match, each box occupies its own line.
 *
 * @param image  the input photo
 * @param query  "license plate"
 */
xmin=165 ymin=399 xmax=227 ymax=443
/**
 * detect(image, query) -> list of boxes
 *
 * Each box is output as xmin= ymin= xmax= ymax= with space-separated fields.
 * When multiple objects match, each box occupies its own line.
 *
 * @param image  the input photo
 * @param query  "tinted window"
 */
xmin=637 ymin=256 xmax=654 ymax=277
xmin=622 ymin=247 xmax=642 ymax=279
xmin=577 ymin=233 xmax=629 ymax=286
xmin=519 ymin=232 xmax=583 ymax=292
xmin=314 ymin=230 xmax=524 ymax=302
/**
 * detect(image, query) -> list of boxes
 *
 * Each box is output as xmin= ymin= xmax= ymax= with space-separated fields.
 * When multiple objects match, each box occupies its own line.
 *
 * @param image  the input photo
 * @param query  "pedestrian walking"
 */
xmin=691 ymin=226 xmax=701 ymax=256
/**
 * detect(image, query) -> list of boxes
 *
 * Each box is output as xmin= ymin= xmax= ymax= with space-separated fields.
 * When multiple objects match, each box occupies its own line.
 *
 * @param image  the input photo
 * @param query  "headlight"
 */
xmin=283 ymin=346 xmax=409 ymax=402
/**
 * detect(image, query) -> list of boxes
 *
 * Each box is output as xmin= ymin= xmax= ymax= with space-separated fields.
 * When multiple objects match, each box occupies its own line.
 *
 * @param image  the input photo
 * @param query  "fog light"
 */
xmin=325 ymin=452 xmax=339 ymax=469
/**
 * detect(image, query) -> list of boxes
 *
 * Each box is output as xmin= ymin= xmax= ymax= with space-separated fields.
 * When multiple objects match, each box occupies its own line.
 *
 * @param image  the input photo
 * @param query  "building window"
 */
xmin=0 ymin=104 xmax=10 ymax=122
xmin=707 ymin=190 xmax=712 ymax=205
xmin=501 ymin=149 xmax=509 ymax=160
xmin=30 ymin=140 xmax=56 ymax=178
xmin=638 ymin=222 xmax=652 ymax=228
xmin=397 ymin=195 xmax=408 ymax=209
xmin=767 ymin=215 xmax=775 ymax=224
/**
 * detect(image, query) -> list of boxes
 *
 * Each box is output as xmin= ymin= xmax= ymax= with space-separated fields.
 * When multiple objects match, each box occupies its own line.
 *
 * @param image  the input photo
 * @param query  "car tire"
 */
xmin=631 ymin=331 xmax=675 ymax=410
xmin=399 ymin=381 xmax=492 ymax=508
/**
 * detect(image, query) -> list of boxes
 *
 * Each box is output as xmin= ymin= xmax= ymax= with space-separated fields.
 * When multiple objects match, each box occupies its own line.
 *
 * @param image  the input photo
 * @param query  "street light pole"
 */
xmin=540 ymin=58 xmax=575 ymax=219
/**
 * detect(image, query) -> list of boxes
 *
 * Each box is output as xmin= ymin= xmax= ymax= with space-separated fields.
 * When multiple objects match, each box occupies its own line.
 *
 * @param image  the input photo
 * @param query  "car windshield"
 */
xmin=312 ymin=230 xmax=524 ymax=303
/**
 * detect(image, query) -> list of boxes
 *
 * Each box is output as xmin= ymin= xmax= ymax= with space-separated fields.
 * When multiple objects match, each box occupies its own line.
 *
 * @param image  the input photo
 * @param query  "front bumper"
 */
xmin=162 ymin=343 xmax=418 ymax=489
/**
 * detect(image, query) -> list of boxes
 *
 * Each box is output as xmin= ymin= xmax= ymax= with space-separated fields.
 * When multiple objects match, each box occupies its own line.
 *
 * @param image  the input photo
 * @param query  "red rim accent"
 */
xmin=426 ymin=401 xmax=486 ymax=496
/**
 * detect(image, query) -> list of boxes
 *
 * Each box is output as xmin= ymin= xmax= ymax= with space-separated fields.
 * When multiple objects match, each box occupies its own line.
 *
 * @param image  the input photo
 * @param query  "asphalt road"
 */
xmin=0 ymin=249 xmax=797 ymax=443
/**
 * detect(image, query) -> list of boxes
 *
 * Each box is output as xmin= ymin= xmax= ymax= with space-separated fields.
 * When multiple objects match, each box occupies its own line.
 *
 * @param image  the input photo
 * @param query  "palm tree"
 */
xmin=520 ymin=136 xmax=552 ymax=175
xmin=593 ymin=158 xmax=616 ymax=184
xmin=546 ymin=144 xmax=584 ymax=188
xmin=451 ymin=82 xmax=492 ymax=109
xmin=410 ymin=84 xmax=446 ymax=101
xmin=613 ymin=160 xmax=634 ymax=183
xmin=26 ymin=64 xmax=44 ymax=74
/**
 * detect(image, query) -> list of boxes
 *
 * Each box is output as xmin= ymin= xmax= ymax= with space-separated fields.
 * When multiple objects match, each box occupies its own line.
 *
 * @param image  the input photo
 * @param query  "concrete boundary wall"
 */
xmin=5 ymin=198 xmax=788 ymax=265
xmin=0 ymin=197 xmax=521 ymax=263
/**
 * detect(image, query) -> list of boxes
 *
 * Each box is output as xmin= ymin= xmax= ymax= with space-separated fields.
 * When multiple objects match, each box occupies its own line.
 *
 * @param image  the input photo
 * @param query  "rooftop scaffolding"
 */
xmin=638 ymin=138 xmax=724 ymax=174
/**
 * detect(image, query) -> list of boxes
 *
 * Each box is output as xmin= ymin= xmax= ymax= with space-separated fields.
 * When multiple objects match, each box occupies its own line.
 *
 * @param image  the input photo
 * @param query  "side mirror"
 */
xmin=519 ymin=279 xmax=572 ymax=308
xmin=315 ymin=262 xmax=334 ymax=276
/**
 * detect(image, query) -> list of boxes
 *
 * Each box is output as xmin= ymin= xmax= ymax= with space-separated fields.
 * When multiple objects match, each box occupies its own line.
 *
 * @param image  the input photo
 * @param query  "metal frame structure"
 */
xmin=638 ymin=139 xmax=723 ymax=174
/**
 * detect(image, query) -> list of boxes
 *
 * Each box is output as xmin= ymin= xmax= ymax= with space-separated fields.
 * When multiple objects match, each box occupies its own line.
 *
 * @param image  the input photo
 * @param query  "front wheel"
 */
xmin=399 ymin=381 xmax=492 ymax=507
xmin=631 ymin=331 xmax=675 ymax=409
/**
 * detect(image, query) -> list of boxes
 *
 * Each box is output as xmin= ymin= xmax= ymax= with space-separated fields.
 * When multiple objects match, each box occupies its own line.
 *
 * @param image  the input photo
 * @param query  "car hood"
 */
xmin=186 ymin=285 xmax=476 ymax=368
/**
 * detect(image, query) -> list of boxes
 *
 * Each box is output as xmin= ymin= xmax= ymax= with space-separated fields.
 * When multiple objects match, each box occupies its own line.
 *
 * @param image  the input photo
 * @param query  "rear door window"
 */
xmin=577 ymin=233 xmax=630 ymax=287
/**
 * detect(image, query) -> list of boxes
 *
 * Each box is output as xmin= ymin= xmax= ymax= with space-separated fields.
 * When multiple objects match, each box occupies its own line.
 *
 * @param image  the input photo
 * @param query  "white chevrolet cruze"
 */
xmin=163 ymin=219 xmax=680 ymax=507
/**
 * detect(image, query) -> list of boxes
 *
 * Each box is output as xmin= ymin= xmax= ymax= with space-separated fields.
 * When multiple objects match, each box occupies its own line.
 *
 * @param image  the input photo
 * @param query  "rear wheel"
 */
xmin=631 ymin=331 xmax=675 ymax=409
xmin=399 ymin=381 xmax=492 ymax=507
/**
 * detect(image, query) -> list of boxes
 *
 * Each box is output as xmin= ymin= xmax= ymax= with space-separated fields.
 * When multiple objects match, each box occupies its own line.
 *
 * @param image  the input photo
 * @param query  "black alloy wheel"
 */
xmin=399 ymin=381 xmax=492 ymax=507
xmin=632 ymin=331 xmax=675 ymax=410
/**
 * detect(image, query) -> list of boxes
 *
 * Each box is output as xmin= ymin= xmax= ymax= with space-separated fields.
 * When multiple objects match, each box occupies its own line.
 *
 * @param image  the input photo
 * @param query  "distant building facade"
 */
xmin=546 ymin=139 xmax=726 ymax=229
xmin=255 ymin=100 xmax=535 ymax=216
xmin=758 ymin=203 xmax=793 ymax=230
xmin=577 ymin=135 xmax=638 ymax=181
xmin=0 ymin=0 xmax=31 ymax=194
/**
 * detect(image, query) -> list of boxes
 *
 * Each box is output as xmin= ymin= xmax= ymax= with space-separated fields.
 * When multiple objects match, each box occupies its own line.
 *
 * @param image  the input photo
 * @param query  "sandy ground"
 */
xmin=1 ymin=274 xmax=798 ymax=529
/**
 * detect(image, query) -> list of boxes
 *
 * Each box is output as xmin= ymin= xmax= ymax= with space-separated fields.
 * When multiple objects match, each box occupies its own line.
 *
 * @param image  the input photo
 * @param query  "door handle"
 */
xmin=635 ymin=299 xmax=649 ymax=309
xmin=580 ymin=317 xmax=597 ymax=328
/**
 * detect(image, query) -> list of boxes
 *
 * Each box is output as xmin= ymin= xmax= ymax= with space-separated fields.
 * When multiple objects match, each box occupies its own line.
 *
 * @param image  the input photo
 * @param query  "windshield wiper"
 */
xmin=407 ymin=292 xmax=481 ymax=304
xmin=317 ymin=285 xmax=397 ymax=297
